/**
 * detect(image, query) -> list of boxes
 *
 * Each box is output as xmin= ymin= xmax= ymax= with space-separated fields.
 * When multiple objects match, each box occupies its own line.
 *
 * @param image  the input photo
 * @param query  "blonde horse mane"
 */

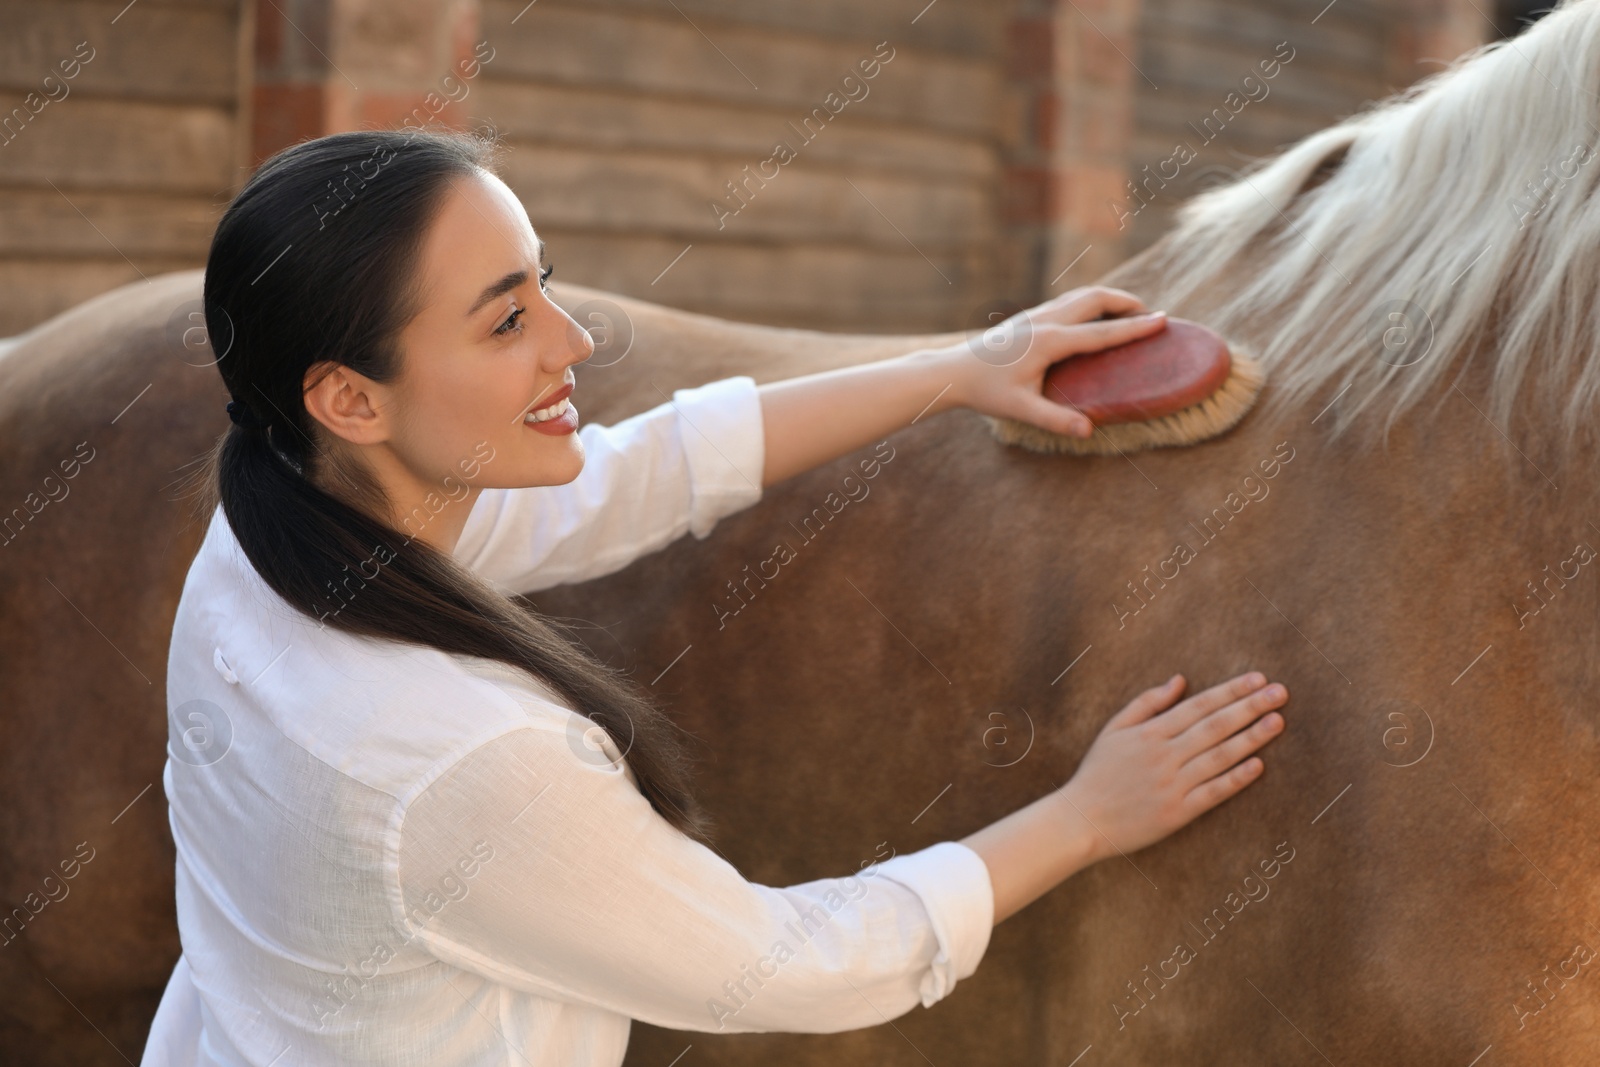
xmin=1146 ymin=0 xmax=1600 ymax=449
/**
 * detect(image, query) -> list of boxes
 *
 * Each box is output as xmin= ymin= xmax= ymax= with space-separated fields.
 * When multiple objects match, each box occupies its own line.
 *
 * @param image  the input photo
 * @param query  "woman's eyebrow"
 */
xmin=468 ymin=269 xmax=527 ymax=317
xmin=466 ymin=238 xmax=548 ymax=317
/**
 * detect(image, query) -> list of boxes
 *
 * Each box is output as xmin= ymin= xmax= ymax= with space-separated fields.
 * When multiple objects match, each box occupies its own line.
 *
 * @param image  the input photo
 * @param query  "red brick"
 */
xmin=255 ymin=1 xmax=288 ymax=70
xmin=251 ymin=83 xmax=326 ymax=165
xmin=1070 ymin=0 xmax=1137 ymax=29
xmin=1075 ymin=29 xmax=1137 ymax=91
xmin=1035 ymin=90 xmax=1060 ymax=153
xmin=1006 ymin=16 xmax=1056 ymax=81
xmin=1062 ymin=92 xmax=1129 ymax=160
xmin=448 ymin=0 xmax=482 ymax=72
xmin=1002 ymin=165 xmax=1054 ymax=225
xmin=1057 ymin=163 xmax=1131 ymax=236
xmin=358 ymin=91 xmax=472 ymax=133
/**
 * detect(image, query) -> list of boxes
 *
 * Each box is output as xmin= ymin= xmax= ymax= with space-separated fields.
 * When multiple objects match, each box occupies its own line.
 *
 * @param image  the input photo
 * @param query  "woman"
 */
xmin=144 ymin=129 xmax=1288 ymax=1065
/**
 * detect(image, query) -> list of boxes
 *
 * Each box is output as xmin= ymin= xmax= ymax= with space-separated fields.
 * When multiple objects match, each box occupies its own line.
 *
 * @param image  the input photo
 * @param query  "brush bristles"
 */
xmin=985 ymin=352 xmax=1266 ymax=455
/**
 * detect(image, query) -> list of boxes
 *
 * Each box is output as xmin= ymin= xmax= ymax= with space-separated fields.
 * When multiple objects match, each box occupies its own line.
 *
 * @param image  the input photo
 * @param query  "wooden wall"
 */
xmin=0 ymin=0 xmax=246 ymax=336
xmin=1125 ymin=0 xmax=1498 ymax=253
xmin=474 ymin=0 xmax=1019 ymax=334
xmin=1129 ymin=0 xmax=1397 ymax=253
xmin=0 ymin=0 xmax=1492 ymax=338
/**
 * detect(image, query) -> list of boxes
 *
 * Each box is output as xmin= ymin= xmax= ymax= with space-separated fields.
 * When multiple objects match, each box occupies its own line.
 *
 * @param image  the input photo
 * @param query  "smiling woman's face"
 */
xmin=393 ymin=167 xmax=594 ymax=488
xmin=303 ymin=167 xmax=596 ymax=542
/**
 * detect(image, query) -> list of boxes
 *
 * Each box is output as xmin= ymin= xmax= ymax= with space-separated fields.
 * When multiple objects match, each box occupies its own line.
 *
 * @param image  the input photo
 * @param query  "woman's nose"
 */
xmin=572 ymin=319 xmax=596 ymax=363
xmin=545 ymin=305 xmax=595 ymax=370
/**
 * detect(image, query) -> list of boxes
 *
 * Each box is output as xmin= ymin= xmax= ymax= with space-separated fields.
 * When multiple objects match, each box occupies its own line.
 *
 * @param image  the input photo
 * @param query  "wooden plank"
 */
xmin=1136 ymin=58 xmax=1393 ymax=111
xmin=547 ymin=0 xmax=1006 ymax=60
xmin=498 ymin=143 xmax=997 ymax=248
xmin=533 ymin=228 xmax=996 ymax=331
xmin=1137 ymin=0 xmax=1396 ymax=91
xmin=482 ymin=0 xmax=1000 ymax=137
xmin=1134 ymin=92 xmax=1382 ymax=155
xmin=0 ymin=0 xmax=238 ymax=104
xmin=472 ymin=80 xmax=997 ymax=181
xmin=1139 ymin=40 xmax=1387 ymax=91
xmin=114 ymin=0 xmax=238 ymax=7
xmin=1141 ymin=0 xmax=1393 ymax=50
xmin=685 ymin=303 xmax=971 ymax=335
xmin=0 ymin=98 xmax=236 ymax=193
xmin=0 ymin=188 xmax=221 ymax=257
xmin=1139 ymin=52 xmax=1391 ymax=110
xmin=0 ymin=258 xmax=197 ymax=336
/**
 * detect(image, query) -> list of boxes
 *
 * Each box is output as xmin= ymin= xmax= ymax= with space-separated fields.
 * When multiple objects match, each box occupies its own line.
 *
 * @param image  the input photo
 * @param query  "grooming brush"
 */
xmin=985 ymin=317 xmax=1266 ymax=455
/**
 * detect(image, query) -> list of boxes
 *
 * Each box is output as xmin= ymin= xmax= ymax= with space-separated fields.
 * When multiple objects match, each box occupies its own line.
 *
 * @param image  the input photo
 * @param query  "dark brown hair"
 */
xmin=193 ymin=128 xmax=707 ymax=838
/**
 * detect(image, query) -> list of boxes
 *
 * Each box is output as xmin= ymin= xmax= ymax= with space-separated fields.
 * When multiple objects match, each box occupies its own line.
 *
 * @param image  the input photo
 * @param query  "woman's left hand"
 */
xmin=937 ymin=286 xmax=1169 ymax=439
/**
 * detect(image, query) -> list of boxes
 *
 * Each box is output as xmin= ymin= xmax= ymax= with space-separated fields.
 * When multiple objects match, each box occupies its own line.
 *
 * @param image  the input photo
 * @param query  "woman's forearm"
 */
xmin=754 ymin=287 xmax=1172 ymax=488
xmin=960 ymin=786 xmax=1103 ymax=924
xmin=757 ymin=349 xmax=959 ymax=488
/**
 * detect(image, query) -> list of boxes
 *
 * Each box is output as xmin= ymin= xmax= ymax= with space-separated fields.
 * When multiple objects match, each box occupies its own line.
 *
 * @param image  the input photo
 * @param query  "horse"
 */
xmin=5 ymin=2 xmax=1600 ymax=1061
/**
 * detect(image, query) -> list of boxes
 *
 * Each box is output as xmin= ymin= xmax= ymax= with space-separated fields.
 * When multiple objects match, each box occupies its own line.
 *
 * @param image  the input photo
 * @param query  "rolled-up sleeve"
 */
xmin=392 ymin=722 xmax=994 ymax=1035
xmin=871 ymin=842 xmax=994 ymax=1007
xmin=452 ymin=375 xmax=765 ymax=595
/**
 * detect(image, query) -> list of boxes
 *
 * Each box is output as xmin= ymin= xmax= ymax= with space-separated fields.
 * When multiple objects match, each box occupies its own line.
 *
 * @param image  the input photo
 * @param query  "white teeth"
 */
xmin=525 ymin=397 xmax=571 ymax=423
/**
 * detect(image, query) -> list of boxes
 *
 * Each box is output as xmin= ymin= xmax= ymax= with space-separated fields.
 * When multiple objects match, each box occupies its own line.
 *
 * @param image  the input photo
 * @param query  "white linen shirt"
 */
xmin=143 ymin=375 xmax=995 ymax=1067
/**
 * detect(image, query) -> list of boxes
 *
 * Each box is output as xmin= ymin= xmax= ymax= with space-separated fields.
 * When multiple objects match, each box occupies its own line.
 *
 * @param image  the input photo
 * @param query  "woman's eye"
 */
xmin=494 ymin=264 xmax=553 ymax=336
xmin=494 ymin=305 xmax=526 ymax=336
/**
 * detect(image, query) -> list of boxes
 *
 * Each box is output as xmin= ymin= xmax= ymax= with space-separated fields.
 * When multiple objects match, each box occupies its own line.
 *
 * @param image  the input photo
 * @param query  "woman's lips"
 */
xmin=522 ymin=381 xmax=573 ymax=419
xmin=526 ymin=401 xmax=578 ymax=435
xmin=523 ymin=382 xmax=578 ymax=435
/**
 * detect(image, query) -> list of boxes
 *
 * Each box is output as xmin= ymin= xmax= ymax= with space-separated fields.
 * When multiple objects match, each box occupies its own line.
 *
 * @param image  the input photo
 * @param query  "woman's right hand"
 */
xmin=1056 ymin=671 xmax=1287 ymax=863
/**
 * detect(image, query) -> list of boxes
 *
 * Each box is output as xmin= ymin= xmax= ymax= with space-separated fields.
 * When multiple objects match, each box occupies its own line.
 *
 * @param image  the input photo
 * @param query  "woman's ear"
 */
xmin=303 ymin=360 xmax=391 ymax=446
